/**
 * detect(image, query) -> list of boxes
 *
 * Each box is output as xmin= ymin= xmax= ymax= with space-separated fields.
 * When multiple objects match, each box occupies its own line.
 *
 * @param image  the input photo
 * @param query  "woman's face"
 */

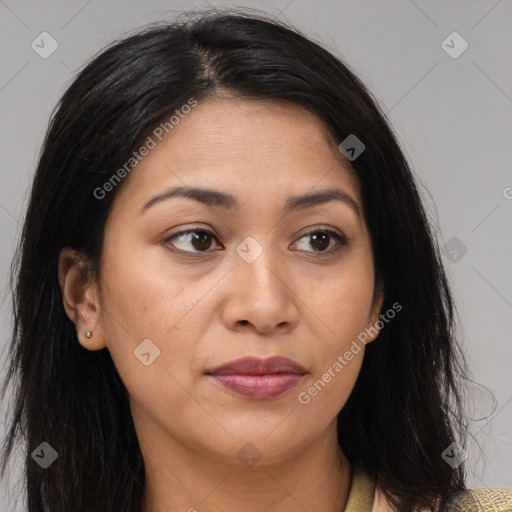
xmin=75 ymin=96 xmax=383 ymax=466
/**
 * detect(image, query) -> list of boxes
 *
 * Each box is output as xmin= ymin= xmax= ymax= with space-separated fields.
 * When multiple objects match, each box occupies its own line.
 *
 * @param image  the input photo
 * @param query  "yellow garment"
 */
xmin=445 ymin=487 xmax=512 ymax=511
xmin=344 ymin=468 xmax=512 ymax=512
xmin=344 ymin=468 xmax=376 ymax=512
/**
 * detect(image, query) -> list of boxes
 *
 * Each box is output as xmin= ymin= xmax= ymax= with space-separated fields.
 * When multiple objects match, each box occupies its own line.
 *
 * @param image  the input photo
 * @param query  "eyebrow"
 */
xmin=139 ymin=186 xmax=360 ymax=217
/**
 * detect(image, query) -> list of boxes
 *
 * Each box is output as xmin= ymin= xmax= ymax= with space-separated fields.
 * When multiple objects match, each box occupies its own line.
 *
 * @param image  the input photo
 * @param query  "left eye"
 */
xmin=293 ymin=229 xmax=347 ymax=254
xmin=165 ymin=228 xmax=347 ymax=254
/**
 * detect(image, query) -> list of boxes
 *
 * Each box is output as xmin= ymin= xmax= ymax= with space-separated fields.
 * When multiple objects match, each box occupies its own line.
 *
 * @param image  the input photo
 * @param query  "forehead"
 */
xmin=112 ymin=96 xmax=361 ymax=215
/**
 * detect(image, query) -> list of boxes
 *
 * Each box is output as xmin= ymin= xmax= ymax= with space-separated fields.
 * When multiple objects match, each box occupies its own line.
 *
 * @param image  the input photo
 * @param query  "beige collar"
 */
xmin=344 ymin=468 xmax=395 ymax=512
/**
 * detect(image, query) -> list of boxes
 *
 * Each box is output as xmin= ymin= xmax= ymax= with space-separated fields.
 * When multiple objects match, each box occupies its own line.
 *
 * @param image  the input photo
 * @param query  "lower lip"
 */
xmin=209 ymin=373 xmax=304 ymax=400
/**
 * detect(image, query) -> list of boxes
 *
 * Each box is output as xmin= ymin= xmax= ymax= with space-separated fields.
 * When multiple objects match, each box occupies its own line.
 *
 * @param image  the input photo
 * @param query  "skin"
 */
xmin=59 ymin=95 xmax=385 ymax=512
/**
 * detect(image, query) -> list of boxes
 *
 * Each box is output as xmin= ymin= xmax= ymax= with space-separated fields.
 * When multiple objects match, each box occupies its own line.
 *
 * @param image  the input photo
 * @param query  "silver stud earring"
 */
xmin=85 ymin=331 xmax=92 ymax=339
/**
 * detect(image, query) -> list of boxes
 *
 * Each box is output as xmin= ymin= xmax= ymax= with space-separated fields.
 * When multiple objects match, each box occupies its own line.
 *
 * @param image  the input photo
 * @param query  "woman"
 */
xmin=1 ymin=8 xmax=510 ymax=512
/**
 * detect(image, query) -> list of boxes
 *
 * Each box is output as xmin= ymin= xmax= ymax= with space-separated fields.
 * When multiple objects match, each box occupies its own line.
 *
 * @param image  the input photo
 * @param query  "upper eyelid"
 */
xmin=165 ymin=225 xmax=345 ymax=241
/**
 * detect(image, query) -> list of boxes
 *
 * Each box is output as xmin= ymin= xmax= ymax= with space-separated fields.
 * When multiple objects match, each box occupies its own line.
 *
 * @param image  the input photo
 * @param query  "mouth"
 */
xmin=206 ymin=356 xmax=307 ymax=400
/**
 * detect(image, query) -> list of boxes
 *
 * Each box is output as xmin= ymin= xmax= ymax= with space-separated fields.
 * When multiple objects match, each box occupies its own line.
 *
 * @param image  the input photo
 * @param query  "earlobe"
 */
xmin=58 ymin=247 xmax=107 ymax=351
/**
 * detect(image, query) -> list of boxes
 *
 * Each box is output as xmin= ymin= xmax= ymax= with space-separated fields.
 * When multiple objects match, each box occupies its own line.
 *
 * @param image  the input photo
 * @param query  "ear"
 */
xmin=58 ymin=247 xmax=107 ymax=351
xmin=365 ymin=278 xmax=385 ymax=344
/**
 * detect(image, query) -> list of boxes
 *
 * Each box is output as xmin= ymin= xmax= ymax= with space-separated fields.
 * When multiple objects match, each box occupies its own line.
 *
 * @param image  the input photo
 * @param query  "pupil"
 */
xmin=311 ymin=233 xmax=329 ymax=251
xmin=192 ymin=231 xmax=212 ymax=251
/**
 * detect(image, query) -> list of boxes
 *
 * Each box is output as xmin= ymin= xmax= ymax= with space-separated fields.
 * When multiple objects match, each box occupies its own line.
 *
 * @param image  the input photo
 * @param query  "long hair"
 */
xmin=1 ymin=8 xmax=469 ymax=512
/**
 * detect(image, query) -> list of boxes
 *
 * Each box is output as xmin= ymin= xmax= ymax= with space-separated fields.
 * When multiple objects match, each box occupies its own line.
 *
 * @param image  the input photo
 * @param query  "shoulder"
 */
xmin=444 ymin=487 xmax=512 ymax=511
xmin=371 ymin=483 xmax=512 ymax=512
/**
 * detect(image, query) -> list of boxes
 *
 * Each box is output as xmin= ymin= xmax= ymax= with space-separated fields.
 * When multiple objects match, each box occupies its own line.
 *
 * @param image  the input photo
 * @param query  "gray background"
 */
xmin=1 ymin=0 xmax=511 ymax=509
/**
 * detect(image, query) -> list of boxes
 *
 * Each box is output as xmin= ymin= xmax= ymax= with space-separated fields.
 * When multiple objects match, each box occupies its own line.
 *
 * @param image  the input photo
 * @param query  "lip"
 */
xmin=207 ymin=356 xmax=307 ymax=400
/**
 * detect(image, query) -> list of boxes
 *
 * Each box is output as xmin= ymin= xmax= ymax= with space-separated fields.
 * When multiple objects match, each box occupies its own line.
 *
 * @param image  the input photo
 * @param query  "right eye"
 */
xmin=164 ymin=228 xmax=222 ymax=253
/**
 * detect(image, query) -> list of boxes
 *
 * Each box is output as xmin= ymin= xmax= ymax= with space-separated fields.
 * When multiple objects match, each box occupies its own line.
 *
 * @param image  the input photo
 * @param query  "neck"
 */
xmin=138 ymin=421 xmax=352 ymax=512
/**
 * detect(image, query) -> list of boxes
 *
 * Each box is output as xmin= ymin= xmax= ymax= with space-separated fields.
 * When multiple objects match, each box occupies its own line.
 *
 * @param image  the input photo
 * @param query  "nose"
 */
xmin=220 ymin=245 xmax=300 ymax=335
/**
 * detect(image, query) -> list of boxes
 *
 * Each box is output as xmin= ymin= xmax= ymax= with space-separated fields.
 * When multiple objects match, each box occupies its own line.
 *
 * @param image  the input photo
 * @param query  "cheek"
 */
xmin=97 ymin=249 xmax=209 ymax=441
xmin=295 ymin=254 xmax=374 ymax=414
xmin=97 ymin=242 xmax=199 ymax=379
xmin=296 ymin=275 xmax=371 ymax=421
xmin=307 ymin=255 xmax=376 ymax=346
xmin=296 ymin=351 xmax=364 ymax=427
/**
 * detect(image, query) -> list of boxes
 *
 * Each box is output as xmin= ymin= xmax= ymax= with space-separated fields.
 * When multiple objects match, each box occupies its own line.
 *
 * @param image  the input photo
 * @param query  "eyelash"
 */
xmin=164 ymin=226 xmax=348 ymax=257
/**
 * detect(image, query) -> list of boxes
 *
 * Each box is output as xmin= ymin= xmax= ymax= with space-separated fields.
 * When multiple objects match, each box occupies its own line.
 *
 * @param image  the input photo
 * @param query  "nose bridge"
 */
xmin=220 ymin=233 xmax=301 ymax=334
xmin=235 ymin=234 xmax=286 ymax=297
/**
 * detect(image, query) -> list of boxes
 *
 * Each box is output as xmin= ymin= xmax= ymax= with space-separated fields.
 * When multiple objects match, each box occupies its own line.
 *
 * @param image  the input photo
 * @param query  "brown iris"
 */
xmin=309 ymin=232 xmax=330 ymax=251
xmin=191 ymin=231 xmax=213 ymax=251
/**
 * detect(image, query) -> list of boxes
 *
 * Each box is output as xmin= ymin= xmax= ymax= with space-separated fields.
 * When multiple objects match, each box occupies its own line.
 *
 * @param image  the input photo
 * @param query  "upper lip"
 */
xmin=208 ymin=356 xmax=307 ymax=376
